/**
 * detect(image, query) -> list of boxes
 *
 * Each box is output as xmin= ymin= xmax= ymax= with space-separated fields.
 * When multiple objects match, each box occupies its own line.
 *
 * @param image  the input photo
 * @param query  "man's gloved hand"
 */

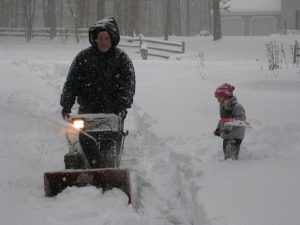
xmin=115 ymin=109 xmax=127 ymax=120
xmin=61 ymin=108 xmax=71 ymax=120
xmin=213 ymin=128 xmax=221 ymax=137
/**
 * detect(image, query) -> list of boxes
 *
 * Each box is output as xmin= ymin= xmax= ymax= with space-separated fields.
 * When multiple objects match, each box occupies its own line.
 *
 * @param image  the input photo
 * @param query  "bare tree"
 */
xmin=67 ymin=0 xmax=79 ymax=42
xmin=48 ymin=0 xmax=56 ymax=39
xmin=164 ymin=0 xmax=172 ymax=40
xmin=112 ymin=0 xmax=132 ymax=36
xmin=0 ymin=0 xmax=9 ymax=27
xmin=43 ymin=0 xmax=56 ymax=39
xmin=173 ymin=0 xmax=181 ymax=36
xmin=186 ymin=0 xmax=190 ymax=36
xmin=123 ymin=0 xmax=129 ymax=35
xmin=0 ymin=0 xmax=20 ymax=28
xmin=84 ymin=1 xmax=91 ymax=27
xmin=212 ymin=0 xmax=221 ymax=40
xmin=199 ymin=0 xmax=210 ymax=33
xmin=0 ymin=0 xmax=20 ymax=27
xmin=58 ymin=0 xmax=63 ymax=28
xmin=97 ymin=0 xmax=105 ymax=20
xmin=113 ymin=0 xmax=123 ymax=33
xmin=42 ymin=0 xmax=48 ymax=27
xmin=23 ymin=0 xmax=36 ymax=43
xmin=76 ymin=0 xmax=85 ymax=28
xmin=220 ymin=0 xmax=230 ymax=11
xmin=212 ymin=0 xmax=231 ymax=40
xmin=12 ymin=0 xmax=21 ymax=28
xmin=127 ymin=0 xmax=140 ymax=36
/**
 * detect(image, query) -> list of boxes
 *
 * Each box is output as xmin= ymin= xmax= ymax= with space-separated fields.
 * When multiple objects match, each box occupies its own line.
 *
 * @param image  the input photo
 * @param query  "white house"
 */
xmin=221 ymin=0 xmax=300 ymax=36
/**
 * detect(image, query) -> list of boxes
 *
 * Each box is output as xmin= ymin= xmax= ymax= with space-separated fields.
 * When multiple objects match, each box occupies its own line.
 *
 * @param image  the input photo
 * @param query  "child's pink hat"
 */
xmin=214 ymin=83 xmax=235 ymax=98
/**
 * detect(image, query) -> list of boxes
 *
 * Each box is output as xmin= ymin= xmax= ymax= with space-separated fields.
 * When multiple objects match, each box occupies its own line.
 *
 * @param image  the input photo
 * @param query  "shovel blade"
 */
xmin=44 ymin=168 xmax=131 ymax=204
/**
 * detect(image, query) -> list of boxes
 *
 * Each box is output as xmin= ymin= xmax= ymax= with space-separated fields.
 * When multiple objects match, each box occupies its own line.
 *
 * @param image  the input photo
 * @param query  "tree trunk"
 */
xmin=186 ymin=0 xmax=190 ymax=36
xmin=23 ymin=0 xmax=36 ymax=43
xmin=173 ymin=0 xmax=181 ymax=36
xmin=59 ymin=0 xmax=63 ymax=27
xmin=212 ymin=0 xmax=222 ymax=41
xmin=127 ymin=0 xmax=140 ymax=37
xmin=47 ymin=0 xmax=56 ymax=39
xmin=97 ymin=0 xmax=105 ymax=20
xmin=7 ymin=0 xmax=20 ymax=28
xmin=0 ymin=0 xmax=9 ymax=27
xmin=199 ymin=0 xmax=210 ymax=32
xmin=67 ymin=0 xmax=79 ymax=43
xmin=123 ymin=0 xmax=129 ymax=35
xmin=42 ymin=0 xmax=48 ymax=27
xmin=85 ymin=0 xmax=90 ymax=27
xmin=164 ymin=0 xmax=172 ymax=40
xmin=75 ymin=0 xmax=85 ymax=28
xmin=12 ymin=0 xmax=20 ymax=28
xmin=113 ymin=0 xmax=122 ymax=33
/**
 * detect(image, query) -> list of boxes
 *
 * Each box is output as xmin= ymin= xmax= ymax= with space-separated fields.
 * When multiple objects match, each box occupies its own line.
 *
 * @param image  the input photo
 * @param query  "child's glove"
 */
xmin=213 ymin=129 xmax=221 ymax=136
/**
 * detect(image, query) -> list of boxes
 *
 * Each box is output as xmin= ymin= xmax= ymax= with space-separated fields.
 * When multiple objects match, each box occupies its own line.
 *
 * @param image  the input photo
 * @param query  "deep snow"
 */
xmin=0 ymin=34 xmax=300 ymax=225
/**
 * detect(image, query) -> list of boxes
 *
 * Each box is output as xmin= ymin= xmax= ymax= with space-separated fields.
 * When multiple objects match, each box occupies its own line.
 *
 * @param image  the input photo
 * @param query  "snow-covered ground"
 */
xmin=0 ymin=34 xmax=300 ymax=225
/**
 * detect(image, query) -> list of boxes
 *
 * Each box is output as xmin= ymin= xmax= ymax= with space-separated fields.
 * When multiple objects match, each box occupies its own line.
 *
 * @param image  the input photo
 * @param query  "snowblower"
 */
xmin=44 ymin=113 xmax=132 ymax=203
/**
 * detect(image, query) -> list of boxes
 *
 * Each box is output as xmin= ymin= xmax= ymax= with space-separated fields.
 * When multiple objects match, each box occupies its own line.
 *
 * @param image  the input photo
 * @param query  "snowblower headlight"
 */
xmin=72 ymin=119 xmax=85 ymax=130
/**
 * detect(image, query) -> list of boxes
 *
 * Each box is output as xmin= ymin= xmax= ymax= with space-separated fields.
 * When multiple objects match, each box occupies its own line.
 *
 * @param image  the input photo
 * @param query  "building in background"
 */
xmin=221 ymin=0 xmax=300 ymax=36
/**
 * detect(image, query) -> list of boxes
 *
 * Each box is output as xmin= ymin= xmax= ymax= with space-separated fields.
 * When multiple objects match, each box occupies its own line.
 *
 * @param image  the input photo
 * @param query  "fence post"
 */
xmin=139 ymin=36 xmax=142 ymax=49
xmin=140 ymin=42 xmax=148 ymax=60
xmin=182 ymin=41 xmax=185 ymax=53
xmin=64 ymin=27 xmax=68 ymax=40
xmin=294 ymin=41 xmax=298 ymax=64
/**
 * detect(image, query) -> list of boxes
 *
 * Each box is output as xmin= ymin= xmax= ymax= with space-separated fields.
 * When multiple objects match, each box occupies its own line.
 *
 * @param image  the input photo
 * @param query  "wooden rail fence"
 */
xmin=0 ymin=27 xmax=185 ymax=59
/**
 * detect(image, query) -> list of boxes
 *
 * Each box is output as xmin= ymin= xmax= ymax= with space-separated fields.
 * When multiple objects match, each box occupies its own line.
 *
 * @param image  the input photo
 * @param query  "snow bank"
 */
xmin=1 ymin=34 xmax=300 ymax=225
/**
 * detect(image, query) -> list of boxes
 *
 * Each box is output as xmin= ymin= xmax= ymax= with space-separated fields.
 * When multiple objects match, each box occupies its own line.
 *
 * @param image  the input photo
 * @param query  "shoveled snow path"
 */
xmin=0 ymin=59 xmax=210 ymax=225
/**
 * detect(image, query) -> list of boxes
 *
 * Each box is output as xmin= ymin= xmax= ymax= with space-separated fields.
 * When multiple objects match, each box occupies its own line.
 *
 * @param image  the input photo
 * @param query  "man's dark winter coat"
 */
xmin=60 ymin=18 xmax=135 ymax=115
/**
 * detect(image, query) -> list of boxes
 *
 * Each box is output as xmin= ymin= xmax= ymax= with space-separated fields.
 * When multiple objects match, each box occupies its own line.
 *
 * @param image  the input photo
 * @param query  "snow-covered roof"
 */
xmin=229 ymin=0 xmax=281 ymax=12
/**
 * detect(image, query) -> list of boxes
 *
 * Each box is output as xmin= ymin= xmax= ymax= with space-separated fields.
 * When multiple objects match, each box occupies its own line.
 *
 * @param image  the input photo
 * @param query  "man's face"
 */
xmin=95 ymin=31 xmax=112 ymax=53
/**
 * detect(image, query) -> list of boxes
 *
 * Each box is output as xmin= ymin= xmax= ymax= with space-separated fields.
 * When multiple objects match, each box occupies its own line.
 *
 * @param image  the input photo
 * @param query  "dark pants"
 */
xmin=223 ymin=139 xmax=242 ymax=160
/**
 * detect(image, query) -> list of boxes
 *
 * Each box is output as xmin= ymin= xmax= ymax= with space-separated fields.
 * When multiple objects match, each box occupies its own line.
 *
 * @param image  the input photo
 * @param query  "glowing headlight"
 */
xmin=73 ymin=119 xmax=85 ymax=129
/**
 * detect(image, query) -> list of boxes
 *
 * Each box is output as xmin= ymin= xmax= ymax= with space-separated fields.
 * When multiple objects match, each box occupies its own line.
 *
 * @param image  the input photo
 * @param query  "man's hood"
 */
xmin=88 ymin=17 xmax=120 ymax=47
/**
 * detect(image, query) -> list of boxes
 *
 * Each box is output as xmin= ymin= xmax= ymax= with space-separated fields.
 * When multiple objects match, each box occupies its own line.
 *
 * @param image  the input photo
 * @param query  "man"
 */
xmin=60 ymin=17 xmax=135 ymax=120
xmin=60 ymin=18 xmax=135 ymax=168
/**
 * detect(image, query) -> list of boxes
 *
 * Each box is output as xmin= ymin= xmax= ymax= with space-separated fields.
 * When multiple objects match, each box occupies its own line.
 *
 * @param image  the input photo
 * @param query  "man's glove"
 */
xmin=61 ymin=108 xmax=71 ymax=120
xmin=115 ymin=109 xmax=127 ymax=120
xmin=213 ymin=129 xmax=221 ymax=137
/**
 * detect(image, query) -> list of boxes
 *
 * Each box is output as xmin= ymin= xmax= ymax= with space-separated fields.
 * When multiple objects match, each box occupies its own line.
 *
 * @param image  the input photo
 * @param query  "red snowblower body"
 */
xmin=44 ymin=113 xmax=131 ymax=203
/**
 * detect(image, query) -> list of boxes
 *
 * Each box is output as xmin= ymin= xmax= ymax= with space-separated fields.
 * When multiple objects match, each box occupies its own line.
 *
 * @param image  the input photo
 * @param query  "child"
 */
xmin=213 ymin=83 xmax=246 ymax=160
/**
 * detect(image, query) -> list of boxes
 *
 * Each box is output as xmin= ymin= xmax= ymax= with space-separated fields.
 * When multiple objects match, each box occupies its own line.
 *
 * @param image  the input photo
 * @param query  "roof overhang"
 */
xmin=221 ymin=10 xmax=281 ymax=16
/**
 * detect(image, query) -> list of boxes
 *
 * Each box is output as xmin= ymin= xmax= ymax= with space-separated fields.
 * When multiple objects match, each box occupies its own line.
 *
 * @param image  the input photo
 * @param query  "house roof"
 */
xmin=229 ymin=0 xmax=281 ymax=12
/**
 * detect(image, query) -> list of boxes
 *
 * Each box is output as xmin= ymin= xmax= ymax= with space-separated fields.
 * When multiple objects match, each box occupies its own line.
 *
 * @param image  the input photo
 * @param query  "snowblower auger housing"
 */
xmin=44 ymin=113 xmax=131 ymax=203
